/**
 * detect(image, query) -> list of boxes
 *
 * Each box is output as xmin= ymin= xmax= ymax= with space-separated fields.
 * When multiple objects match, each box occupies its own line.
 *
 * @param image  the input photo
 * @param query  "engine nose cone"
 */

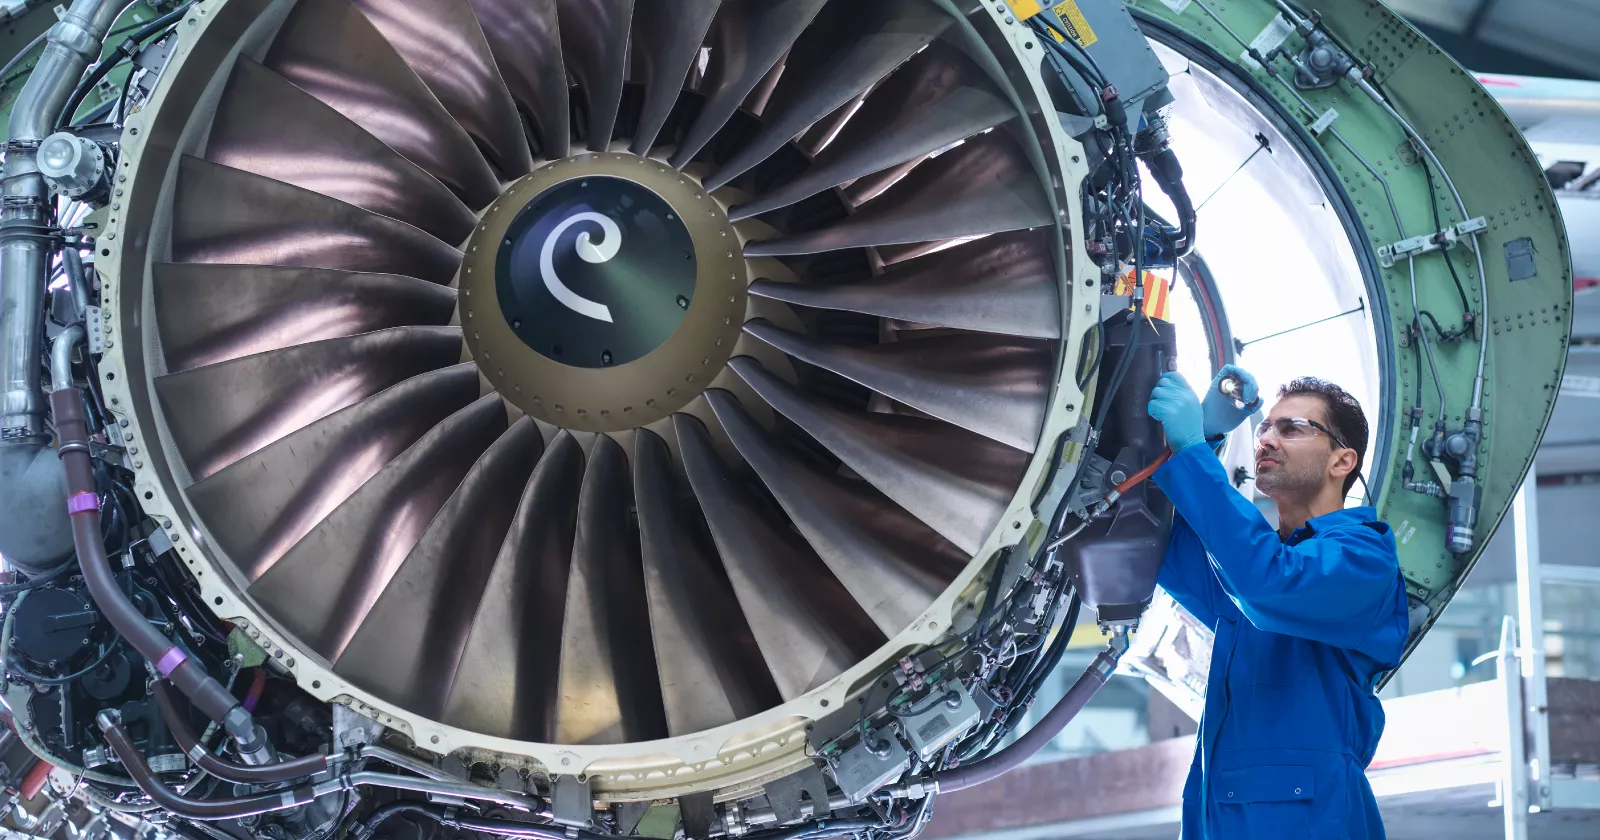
xmin=460 ymin=153 xmax=747 ymax=432
xmin=497 ymin=175 xmax=696 ymax=368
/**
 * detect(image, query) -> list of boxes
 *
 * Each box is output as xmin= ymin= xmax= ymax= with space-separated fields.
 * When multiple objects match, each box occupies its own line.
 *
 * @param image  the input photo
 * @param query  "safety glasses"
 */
xmin=1253 ymin=416 xmax=1351 ymax=451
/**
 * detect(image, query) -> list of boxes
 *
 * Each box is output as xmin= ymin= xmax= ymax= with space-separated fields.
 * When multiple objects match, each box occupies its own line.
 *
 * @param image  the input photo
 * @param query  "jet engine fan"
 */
xmin=97 ymin=0 xmax=1099 ymax=801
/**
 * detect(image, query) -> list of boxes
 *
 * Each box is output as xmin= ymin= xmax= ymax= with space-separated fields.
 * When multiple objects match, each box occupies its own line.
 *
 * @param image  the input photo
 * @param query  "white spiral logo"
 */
xmin=541 ymin=211 xmax=621 ymax=323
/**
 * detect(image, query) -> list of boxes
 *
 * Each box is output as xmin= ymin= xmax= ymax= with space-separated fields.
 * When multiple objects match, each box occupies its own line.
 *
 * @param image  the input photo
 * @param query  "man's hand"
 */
xmin=1202 ymin=364 xmax=1260 ymax=439
xmin=1148 ymin=372 xmax=1207 ymax=452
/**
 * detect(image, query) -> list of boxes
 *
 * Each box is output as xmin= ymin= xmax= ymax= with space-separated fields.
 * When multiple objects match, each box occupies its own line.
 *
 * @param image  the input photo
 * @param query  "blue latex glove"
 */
xmin=1148 ymin=372 xmax=1207 ymax=452
xmin=1202 ymin=364 xmax=1261 ymax=439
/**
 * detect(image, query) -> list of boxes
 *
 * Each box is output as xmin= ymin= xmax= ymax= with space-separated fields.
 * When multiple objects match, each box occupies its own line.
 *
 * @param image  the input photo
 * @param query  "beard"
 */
xmin=1255 ymin=454 xmax=1325 ymax=499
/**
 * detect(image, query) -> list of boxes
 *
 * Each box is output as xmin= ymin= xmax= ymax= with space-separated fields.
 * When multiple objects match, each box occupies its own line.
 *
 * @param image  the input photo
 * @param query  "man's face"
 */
xmin=1253 ymin=394 xmax=1338 ymax=500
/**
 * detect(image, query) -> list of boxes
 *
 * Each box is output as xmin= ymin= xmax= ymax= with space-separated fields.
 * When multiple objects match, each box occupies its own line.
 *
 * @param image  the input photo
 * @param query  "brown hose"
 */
xmin=51 ymin=388 xmax=257 ymax=739
xmin=152 ymin=682 xmax=328 ymax=785
xmin=98 ymin=712 xmax=317 ymax=820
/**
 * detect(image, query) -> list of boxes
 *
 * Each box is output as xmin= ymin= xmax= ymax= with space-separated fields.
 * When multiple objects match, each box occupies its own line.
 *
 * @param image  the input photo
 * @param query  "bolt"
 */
xmin=677 ymin=295 xmax=690 ymax=309
xmin=601 ymin=350 xmax=613 ymax=365
xmin=1109 ymin=470 xmax=1127 ymax=485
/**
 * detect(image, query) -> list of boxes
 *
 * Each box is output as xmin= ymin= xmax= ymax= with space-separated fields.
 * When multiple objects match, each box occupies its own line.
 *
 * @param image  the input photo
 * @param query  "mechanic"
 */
xmin=1145 ymin=368 xmax=1410 ymax=839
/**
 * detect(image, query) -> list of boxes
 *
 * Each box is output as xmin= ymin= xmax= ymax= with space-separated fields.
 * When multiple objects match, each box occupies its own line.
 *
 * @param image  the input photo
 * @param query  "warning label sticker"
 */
xmin=1002 ymin=0 xmax=1046 ymax=20
xmin=1240 ymin=13 xmax=1294 ymax=69
xmin=1051 ymin=1 xmax=1099 ymax=48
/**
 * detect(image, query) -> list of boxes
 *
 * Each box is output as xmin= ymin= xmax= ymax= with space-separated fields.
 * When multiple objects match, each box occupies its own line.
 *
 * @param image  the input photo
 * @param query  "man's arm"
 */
xmin=1154 ymin=446 xmax=1400 ymax=649
xmin=1158 ymin=514 xmax=1223 ymax=628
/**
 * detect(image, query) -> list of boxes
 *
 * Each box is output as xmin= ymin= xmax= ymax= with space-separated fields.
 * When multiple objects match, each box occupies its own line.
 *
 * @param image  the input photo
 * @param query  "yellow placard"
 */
xmin=1052 ymin=0 xmax=1099 ymax=47
xmin=1003 ymin=0 xmax=1046 ymax=19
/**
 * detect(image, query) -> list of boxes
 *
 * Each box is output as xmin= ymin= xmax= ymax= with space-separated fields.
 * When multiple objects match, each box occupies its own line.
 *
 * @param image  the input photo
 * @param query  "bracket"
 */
xmin=1378 ymin=217 xmax=1489 ymax=268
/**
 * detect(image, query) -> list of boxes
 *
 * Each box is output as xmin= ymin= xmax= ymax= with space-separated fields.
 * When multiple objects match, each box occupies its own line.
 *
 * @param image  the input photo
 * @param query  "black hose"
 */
xmin=1145 ymin=148 xmax=1197 ymax=257
xmin=56 ymin=3 xmax=191 ymax=129
xmin=349 ymin=801 xmax=440 ymax=840
xmin=152 ymin=682 xmax=329 ymax=785
xmin=352 ymin=803 xmax=611 ymax=840
xmin=0 ymin=557 xmax=77 ymax=594
xmin=9 ymin=640 xmax=119 ymax=685
xmin=97 ymin=712 xmax=318 ymax=821
xmin=937 ymin=640 xmax=1124 ymax=792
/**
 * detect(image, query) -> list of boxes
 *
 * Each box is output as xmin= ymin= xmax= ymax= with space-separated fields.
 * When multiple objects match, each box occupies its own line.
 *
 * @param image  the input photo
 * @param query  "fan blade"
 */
xmin=730 ymin=41 xmax=1014 ymax=219
xmin=703 ymin=388 xmax=962 ymax=635
xmin=335 ymin=419 xmax=544 ymax=717
xmin=673 ymin=413 xmax=881 ymax=699
xmin=668 ymin=0 xmax=829 ymax=168
xmin=727 ymin=357 xmax=1023 ymax=556
xmin=743 ymin=320 xmax=1050 ymax=452
xmin=748 ymin=229 xmax=1058 ymax=339
xmin=557 ymin=0 xmax=636 ymax=152
xmin=350 ymin=0 xmax=533 ymax=177
xmin=205 ymin=58 xmax=478 ymax=246
xmin=248 ymin=394 xmax=507 ymax=662
xmin=464 ymin=0 xmax=569 ymax=159
xmin=264 ymin=0 xmax=500 ymax=208
xmin=443 ymin=432 xmax=586 ymax=741
xmin=704 ymin=0 xmax=952 ymax=191
xmin=634 ymin=427 xmax=779 ymax=735
xmin=743 ymin=129 xmax=1051 ymax=256
xmin=153 ymin=263 xmax=457 ymax=373
xmin=628 ymin=0 xmax=721 ymax=155
xmin=793 ymin=87 xmax=869 ymax=157
xmin=188 ymin=364 xmax=480 ymax=583
xmin=171 ymin=157 xmax=462 ymax=284
xmin=155 ymin=327 xmax=464 ymax=482
xmin=553 ymin=434 xmax=667 ymax=744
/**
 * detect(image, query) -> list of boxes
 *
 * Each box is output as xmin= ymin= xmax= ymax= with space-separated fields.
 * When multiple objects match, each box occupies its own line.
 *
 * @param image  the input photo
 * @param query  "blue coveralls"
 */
xmin=1152 ymin=445 xmax=1410 ymax=839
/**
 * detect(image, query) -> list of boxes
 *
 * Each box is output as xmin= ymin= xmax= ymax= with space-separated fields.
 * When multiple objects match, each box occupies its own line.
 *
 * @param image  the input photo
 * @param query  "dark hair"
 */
xmin=1278 ymin=377 xmax=1368 ymax=495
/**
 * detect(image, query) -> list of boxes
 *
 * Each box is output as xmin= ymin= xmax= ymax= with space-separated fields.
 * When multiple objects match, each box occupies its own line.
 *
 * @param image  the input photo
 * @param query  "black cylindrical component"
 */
xmin=1061 ymin=317 xmax=1177 ymax=625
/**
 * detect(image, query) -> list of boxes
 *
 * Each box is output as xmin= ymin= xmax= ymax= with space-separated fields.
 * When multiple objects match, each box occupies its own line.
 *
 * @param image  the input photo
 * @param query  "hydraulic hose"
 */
xmin=97 ymin=711 xmax=318 ymax=821
xmin=937 ymin=635 xmax=1128 ymax=793
xmin=151 ymin=682 xmax=328 ymax=785
xmin=52 ymin=385 xmax=267 ymax=757
xmin=1145 ymin=147 xmax=1196 ymax=257
xmin=352 ymin=803 xmax=608 ymax=840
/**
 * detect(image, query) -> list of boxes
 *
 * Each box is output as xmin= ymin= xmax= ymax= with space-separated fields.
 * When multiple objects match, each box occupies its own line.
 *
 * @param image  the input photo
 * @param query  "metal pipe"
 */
xmin=0 ymin=0 xmax=127 ymax=571
xmin=50 ymin=325 xmax=82 ymax=392
xmin=351 ymin=744 xmax=460 ymax=783
xmin=2 ymin=0 xmax=124 ymax=439
xmin=312 ymin=770 xmax=542 ymax=812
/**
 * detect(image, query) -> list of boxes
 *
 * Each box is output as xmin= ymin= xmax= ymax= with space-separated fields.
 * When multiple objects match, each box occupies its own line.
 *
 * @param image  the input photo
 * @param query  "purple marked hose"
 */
xmin=53 ymin=389 xmax=259 ymax=741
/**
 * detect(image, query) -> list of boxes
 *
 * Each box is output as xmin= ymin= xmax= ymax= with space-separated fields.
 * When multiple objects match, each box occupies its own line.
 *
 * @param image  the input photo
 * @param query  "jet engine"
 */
xmin=0 ymin=0 xmax=1572 ymax=838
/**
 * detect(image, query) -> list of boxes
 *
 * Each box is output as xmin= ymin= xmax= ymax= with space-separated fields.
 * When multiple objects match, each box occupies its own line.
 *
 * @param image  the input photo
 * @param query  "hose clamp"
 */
xmin=156 ymin=646 xmax=188 ymax=677
xmin=66 ymin=491 xmax=99 ymax=515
